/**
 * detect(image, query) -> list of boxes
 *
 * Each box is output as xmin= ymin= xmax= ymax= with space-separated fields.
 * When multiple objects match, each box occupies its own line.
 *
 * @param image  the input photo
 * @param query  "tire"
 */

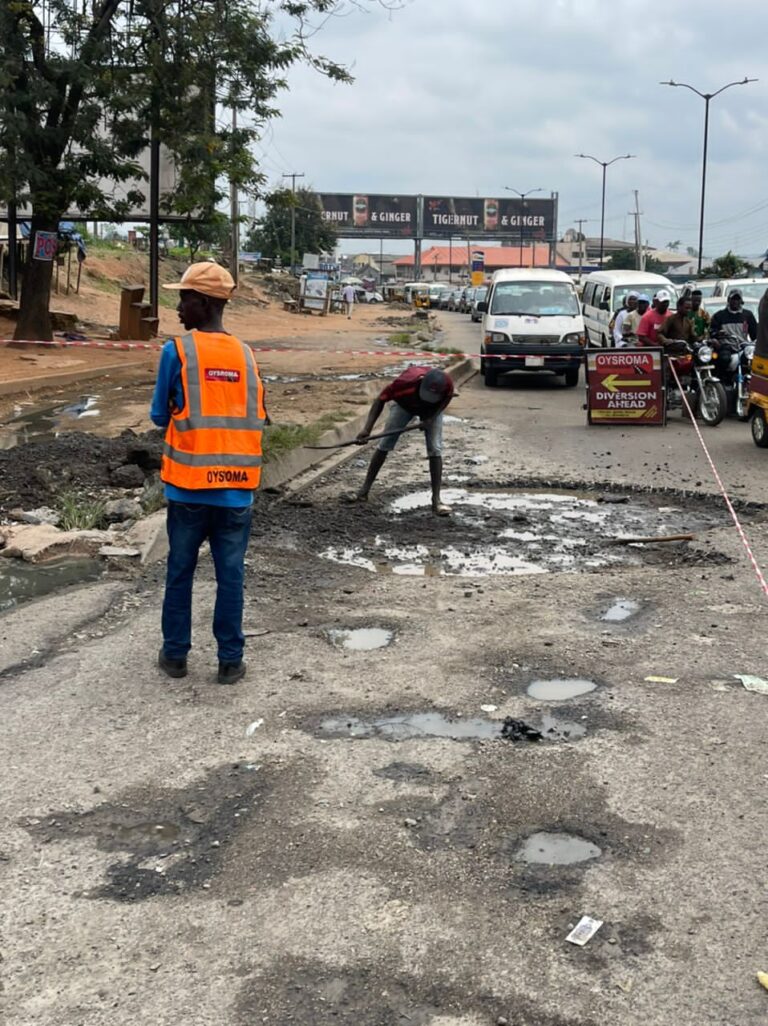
xmin=751 ymin=409 xmax=768 ymax=448
xmin=697 ymin=378 xmax=727 ymax=427
xmin=563 ymin=367 xmax=580 ymax=387
xmin=484 ymin=363 xmax=498 ymax=388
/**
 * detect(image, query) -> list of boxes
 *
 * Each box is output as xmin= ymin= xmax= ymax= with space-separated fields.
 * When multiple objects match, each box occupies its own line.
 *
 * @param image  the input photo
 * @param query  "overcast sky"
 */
xmin=255 ymin=0 xmax=768 ymax=258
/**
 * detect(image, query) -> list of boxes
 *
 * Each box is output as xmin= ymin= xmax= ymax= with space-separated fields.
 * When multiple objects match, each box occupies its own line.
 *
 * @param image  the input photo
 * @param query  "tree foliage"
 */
xmin=167 ymin=215 xmax=232 ymax=263
xmin=604 ymin=248 xmax=665 ymax=273
xmin=0 ymin=0 xmax=389 ymax=339
xmin=245 ymin=186 xmax=336 ymax=265
xmin=700 ymin=250 xmax=756 ymax=279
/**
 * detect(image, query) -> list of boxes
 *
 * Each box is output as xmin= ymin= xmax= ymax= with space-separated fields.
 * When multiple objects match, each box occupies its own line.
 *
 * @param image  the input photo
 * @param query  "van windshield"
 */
xmin=490 ymin=282 xmax=579 ymax=317
xmin=612 ymin=284 xmax=676 ymax=311
xmin=726 ymin=283 xmax=767 ymax=300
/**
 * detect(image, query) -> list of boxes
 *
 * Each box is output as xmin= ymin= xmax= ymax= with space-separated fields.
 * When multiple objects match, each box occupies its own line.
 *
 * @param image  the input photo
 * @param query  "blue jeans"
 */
xmin=162 ymin=501 xmax=252 ymax=663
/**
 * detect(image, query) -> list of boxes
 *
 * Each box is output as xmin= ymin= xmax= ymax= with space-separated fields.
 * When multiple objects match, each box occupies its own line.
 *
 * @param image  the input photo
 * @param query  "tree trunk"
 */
xmin=14 ymin=211 xmax=60 ymax=342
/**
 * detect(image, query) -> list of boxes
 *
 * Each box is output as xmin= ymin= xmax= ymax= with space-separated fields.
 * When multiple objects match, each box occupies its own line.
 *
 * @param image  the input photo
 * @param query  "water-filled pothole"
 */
xmin=514 ymin=832 xmax=602 ymax=866
xmin=317 ymin=711 xmax=584 ymax=743
xmin=0 ymin=556 xmax=104 ymax=611
xmin=0 ymin=395 xmax=101 ymax=449
xmin=320 ymin=488 xmax=726 ymax=578
xmin=526 ymin=678 xmax=597 ymax=701
xmin=110 ymin=821 xmax=181 ymax=844
xmin=327 ymin=627 xmax=394 ymax=651
xmin=601 ymin=598 xmax=641 ymax=622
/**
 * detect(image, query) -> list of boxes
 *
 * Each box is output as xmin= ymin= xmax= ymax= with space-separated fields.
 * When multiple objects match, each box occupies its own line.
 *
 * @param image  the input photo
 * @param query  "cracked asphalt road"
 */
xmin=2 ymin=313 xmax=768 ymax=1026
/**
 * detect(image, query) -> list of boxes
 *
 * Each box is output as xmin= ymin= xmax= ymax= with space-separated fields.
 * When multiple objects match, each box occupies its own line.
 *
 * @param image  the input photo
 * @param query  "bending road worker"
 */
xmin=345 ymin=366 xmax=455 ymax=516
xmin=150 ymin=262 xmax=267 ymax=686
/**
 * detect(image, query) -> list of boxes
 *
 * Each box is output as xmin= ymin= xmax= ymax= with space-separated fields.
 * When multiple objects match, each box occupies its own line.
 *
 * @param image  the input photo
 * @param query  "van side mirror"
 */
xmin=599 ymin=300 xmax=610 ymax=312
xmin=477 ymin=301 xmax=487 ymax=313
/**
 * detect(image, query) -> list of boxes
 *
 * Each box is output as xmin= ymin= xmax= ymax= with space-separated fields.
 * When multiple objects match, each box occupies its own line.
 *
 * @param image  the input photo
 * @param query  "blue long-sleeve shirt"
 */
xmin=150 ymin=339 xmax=253 ymax=507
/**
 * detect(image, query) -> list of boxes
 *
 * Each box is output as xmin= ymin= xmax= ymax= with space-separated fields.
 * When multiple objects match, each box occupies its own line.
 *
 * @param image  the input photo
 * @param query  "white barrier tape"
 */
xmin=665 ymin=356 xmax=768 ymax=599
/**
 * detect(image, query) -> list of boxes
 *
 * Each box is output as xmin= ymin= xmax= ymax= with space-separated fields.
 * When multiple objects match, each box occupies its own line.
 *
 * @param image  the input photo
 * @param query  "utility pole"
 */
xmin=282 ymin=171 xmax=305 ymax=274
xmin=230 ymin=107 xmax=239 ymax=286
xmin=630 ymin=190 xmax=644 ymax=270
xmin=574 ymin=219 xmax=589 ymax=282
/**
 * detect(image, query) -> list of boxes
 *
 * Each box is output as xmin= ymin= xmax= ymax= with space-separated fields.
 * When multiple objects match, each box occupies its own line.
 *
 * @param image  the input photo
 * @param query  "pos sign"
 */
xmin=33 ymin=231 xmax=58 ymax=261
xmin=586 ymin=347 xmax=666 ymax=426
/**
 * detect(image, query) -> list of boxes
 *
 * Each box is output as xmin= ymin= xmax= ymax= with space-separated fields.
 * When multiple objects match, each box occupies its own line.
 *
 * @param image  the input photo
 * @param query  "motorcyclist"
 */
xmin=710 ymin=290 xmax=757 ymax=344
xmin=657 ymin=295 xmax=695 ymax=374
xmin=709 ymin=290 xmax=757 ymax=381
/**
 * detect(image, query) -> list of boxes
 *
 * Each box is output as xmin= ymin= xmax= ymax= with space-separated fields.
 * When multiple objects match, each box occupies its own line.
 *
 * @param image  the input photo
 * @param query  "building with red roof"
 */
xmin=394 ymin=244 xmax=568 ymax=279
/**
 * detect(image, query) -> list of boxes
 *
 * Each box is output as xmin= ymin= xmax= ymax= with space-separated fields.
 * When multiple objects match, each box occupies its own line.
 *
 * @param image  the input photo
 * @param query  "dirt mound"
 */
xmin=0 ymin=429 xmax=163 ymax=510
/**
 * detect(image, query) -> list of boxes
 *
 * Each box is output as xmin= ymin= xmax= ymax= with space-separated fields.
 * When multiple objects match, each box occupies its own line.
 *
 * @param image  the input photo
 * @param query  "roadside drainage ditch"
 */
xmin=0 ymin=556 xmax=104 ymax=611
xmin=320 ymin=487 xmax=728 ymax=578
xmin=0 ymin=394 xmax=104 ymax=449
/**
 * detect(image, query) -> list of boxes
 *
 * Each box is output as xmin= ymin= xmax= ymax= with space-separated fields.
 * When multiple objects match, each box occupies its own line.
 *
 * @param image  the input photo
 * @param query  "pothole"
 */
xmin=0 ymin=395 xmax=102 ymax=449
xmin=526 ymin=678 xmax=598 ymax=701
xmin=316 ymin=710 xmax=585 ymax=743
xmin=601 ymin=598 xmax=641 ymax=622
xmin=320 ymin=488 xmax=727 ymax=578
xmin=514 ymin=831 xmax=602 ymax=866
xmin=0 ymin=556 xmax=104 ymax=611
xmin=327 ymin=627 xmax=394 ymax=651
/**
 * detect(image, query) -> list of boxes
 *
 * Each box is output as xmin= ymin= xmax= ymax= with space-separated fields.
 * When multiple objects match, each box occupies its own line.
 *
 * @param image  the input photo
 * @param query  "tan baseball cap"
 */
xmin=162 ymin=261 xmax=236 ymax=300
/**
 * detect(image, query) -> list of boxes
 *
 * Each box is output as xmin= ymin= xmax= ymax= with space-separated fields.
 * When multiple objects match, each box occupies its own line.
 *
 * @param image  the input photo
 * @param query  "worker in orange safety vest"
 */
xmin=150 ymin=262 xmax=266 ymax=685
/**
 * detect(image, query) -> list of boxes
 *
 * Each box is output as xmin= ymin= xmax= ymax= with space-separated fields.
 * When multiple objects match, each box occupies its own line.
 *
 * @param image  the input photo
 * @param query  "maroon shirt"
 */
xmin=379 ymin=366 xmax=455 ymax=416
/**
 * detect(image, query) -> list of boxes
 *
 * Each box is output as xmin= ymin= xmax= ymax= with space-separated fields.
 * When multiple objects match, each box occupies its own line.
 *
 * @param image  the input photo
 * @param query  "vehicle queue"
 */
xmin=422 ymin=266 xmax=768 ymax=445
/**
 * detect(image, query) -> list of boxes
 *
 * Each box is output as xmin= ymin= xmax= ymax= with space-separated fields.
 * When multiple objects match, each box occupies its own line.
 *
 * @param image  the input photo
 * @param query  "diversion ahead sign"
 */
xmin=586 ymin=347 xmax=666 ymax=426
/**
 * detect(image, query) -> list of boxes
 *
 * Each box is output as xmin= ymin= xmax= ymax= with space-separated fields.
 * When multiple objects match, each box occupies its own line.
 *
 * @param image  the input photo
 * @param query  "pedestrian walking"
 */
xmin=342 ymin=282 xmax=356 ymax=318
xmin=344 ymin=366 xmax=455 ymax=515
xmin=150 ymin=262 xmax=267 ymax=685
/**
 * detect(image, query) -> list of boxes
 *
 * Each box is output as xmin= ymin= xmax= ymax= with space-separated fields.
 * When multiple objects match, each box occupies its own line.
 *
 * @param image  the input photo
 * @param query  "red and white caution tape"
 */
xmin=666 ymin=357 xmax=768 ymax=599
xmin=0 ymin=336 xmax=572 ymax=361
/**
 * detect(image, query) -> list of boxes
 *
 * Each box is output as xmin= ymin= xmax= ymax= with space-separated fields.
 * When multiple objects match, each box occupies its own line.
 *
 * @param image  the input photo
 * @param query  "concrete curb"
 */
xmin=133 ymin=356 xmax=477 ymax=563
xmin=0 ymin=360 xmax=151 ymax=398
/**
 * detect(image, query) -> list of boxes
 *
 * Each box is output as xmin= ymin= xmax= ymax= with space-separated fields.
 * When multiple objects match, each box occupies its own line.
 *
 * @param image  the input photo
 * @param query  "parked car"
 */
xmin=478 ymin=268 xmax=585 ymax=388
xmin=428 ymin=284 xmax=449 ymax=308
xmin=581 ymin=270 xmax=678 ymax=347
xmin=355 ymin=288 xmax=383 ymax=303
xmin=458 ymin=286 xmax=476 ymax=313
xmin=470 ymin=286 xmax=488 ymax=322
xmin=446 ymin=288 xmax=464 ymax=311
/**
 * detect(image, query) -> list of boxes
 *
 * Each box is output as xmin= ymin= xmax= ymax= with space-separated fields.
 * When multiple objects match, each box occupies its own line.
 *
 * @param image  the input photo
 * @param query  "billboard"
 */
xmin=317 ymin=194 xmax=417 ymax=238
xmin=423 ymin=196 xmax=556 ymax=240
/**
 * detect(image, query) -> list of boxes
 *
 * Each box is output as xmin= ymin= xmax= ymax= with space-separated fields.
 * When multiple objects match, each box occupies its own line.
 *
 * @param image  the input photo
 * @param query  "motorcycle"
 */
xmin=710 ymin=331 xmax=754 ymax=421
xmin=665 ymin=339 xmax=728 ymax=427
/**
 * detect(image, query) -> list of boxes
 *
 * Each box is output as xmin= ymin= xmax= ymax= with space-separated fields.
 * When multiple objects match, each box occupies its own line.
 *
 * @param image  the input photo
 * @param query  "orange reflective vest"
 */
xmin=161 ymin=331 xmax=266 ymax=491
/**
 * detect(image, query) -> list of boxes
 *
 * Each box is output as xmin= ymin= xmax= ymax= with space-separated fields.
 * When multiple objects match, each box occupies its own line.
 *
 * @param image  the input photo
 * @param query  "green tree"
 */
xmin=604 ymin=248 xmax=666 ymax=273
xmin=167 ymin=215 xmax=231 ymax=263
xmin=700 ymin=250 xmax=755 ymax=278
xmin=0 ymin=1 xmax=388 ymax=340
xmin=666 ymin=240 xmax=681 ymax=251
xmin=245 ymin=186 xmax=336 ymax=265
xmin=604 ymin=248 xmax=638 ymax=270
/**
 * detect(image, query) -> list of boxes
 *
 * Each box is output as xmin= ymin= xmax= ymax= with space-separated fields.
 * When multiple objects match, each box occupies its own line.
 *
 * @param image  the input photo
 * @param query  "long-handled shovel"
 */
xmin=303 ymin=423 xmax=423 ymax=450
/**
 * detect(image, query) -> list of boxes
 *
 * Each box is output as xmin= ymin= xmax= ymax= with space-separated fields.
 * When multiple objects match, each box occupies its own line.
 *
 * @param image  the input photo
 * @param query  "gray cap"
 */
xmin=419 ymin=368 xmax=452 ymax=404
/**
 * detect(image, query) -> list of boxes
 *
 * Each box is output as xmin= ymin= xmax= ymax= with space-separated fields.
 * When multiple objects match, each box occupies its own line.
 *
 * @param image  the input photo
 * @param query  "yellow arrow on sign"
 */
xmin=601 ymin=374 xmax=651 ymax=393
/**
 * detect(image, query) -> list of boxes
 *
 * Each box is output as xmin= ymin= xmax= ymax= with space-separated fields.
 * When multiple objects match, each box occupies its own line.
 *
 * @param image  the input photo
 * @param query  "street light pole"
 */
xmin=504 ymin=186 xmax=543 ymax=267
xmin=575 ymin=154 xmax=635 ymax=268
xmin=660 ymin=77 xmax=757 ymax=275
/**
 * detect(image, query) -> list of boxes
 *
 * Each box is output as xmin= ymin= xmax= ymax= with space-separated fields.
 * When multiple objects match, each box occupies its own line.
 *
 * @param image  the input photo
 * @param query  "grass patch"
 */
xmin=263 ymin=411 xmax=350 ymax=462
xmin=388 ymin=332 xmax=415 ymax=347
xmin=57 ymin=490 xmax=107 ymax=531
xmin=140 ymin=476 xmax=167 ymax=514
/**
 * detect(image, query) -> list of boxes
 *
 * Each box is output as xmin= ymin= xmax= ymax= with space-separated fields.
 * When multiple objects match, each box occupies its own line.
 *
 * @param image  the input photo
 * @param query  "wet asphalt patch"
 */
xmin=235 ymin=957 xmax=599 ymax=1026
xmin=23 ymin=763 xmax=275 ymax=902
xmin=315 ymin=709 xmax=586 ymax=744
